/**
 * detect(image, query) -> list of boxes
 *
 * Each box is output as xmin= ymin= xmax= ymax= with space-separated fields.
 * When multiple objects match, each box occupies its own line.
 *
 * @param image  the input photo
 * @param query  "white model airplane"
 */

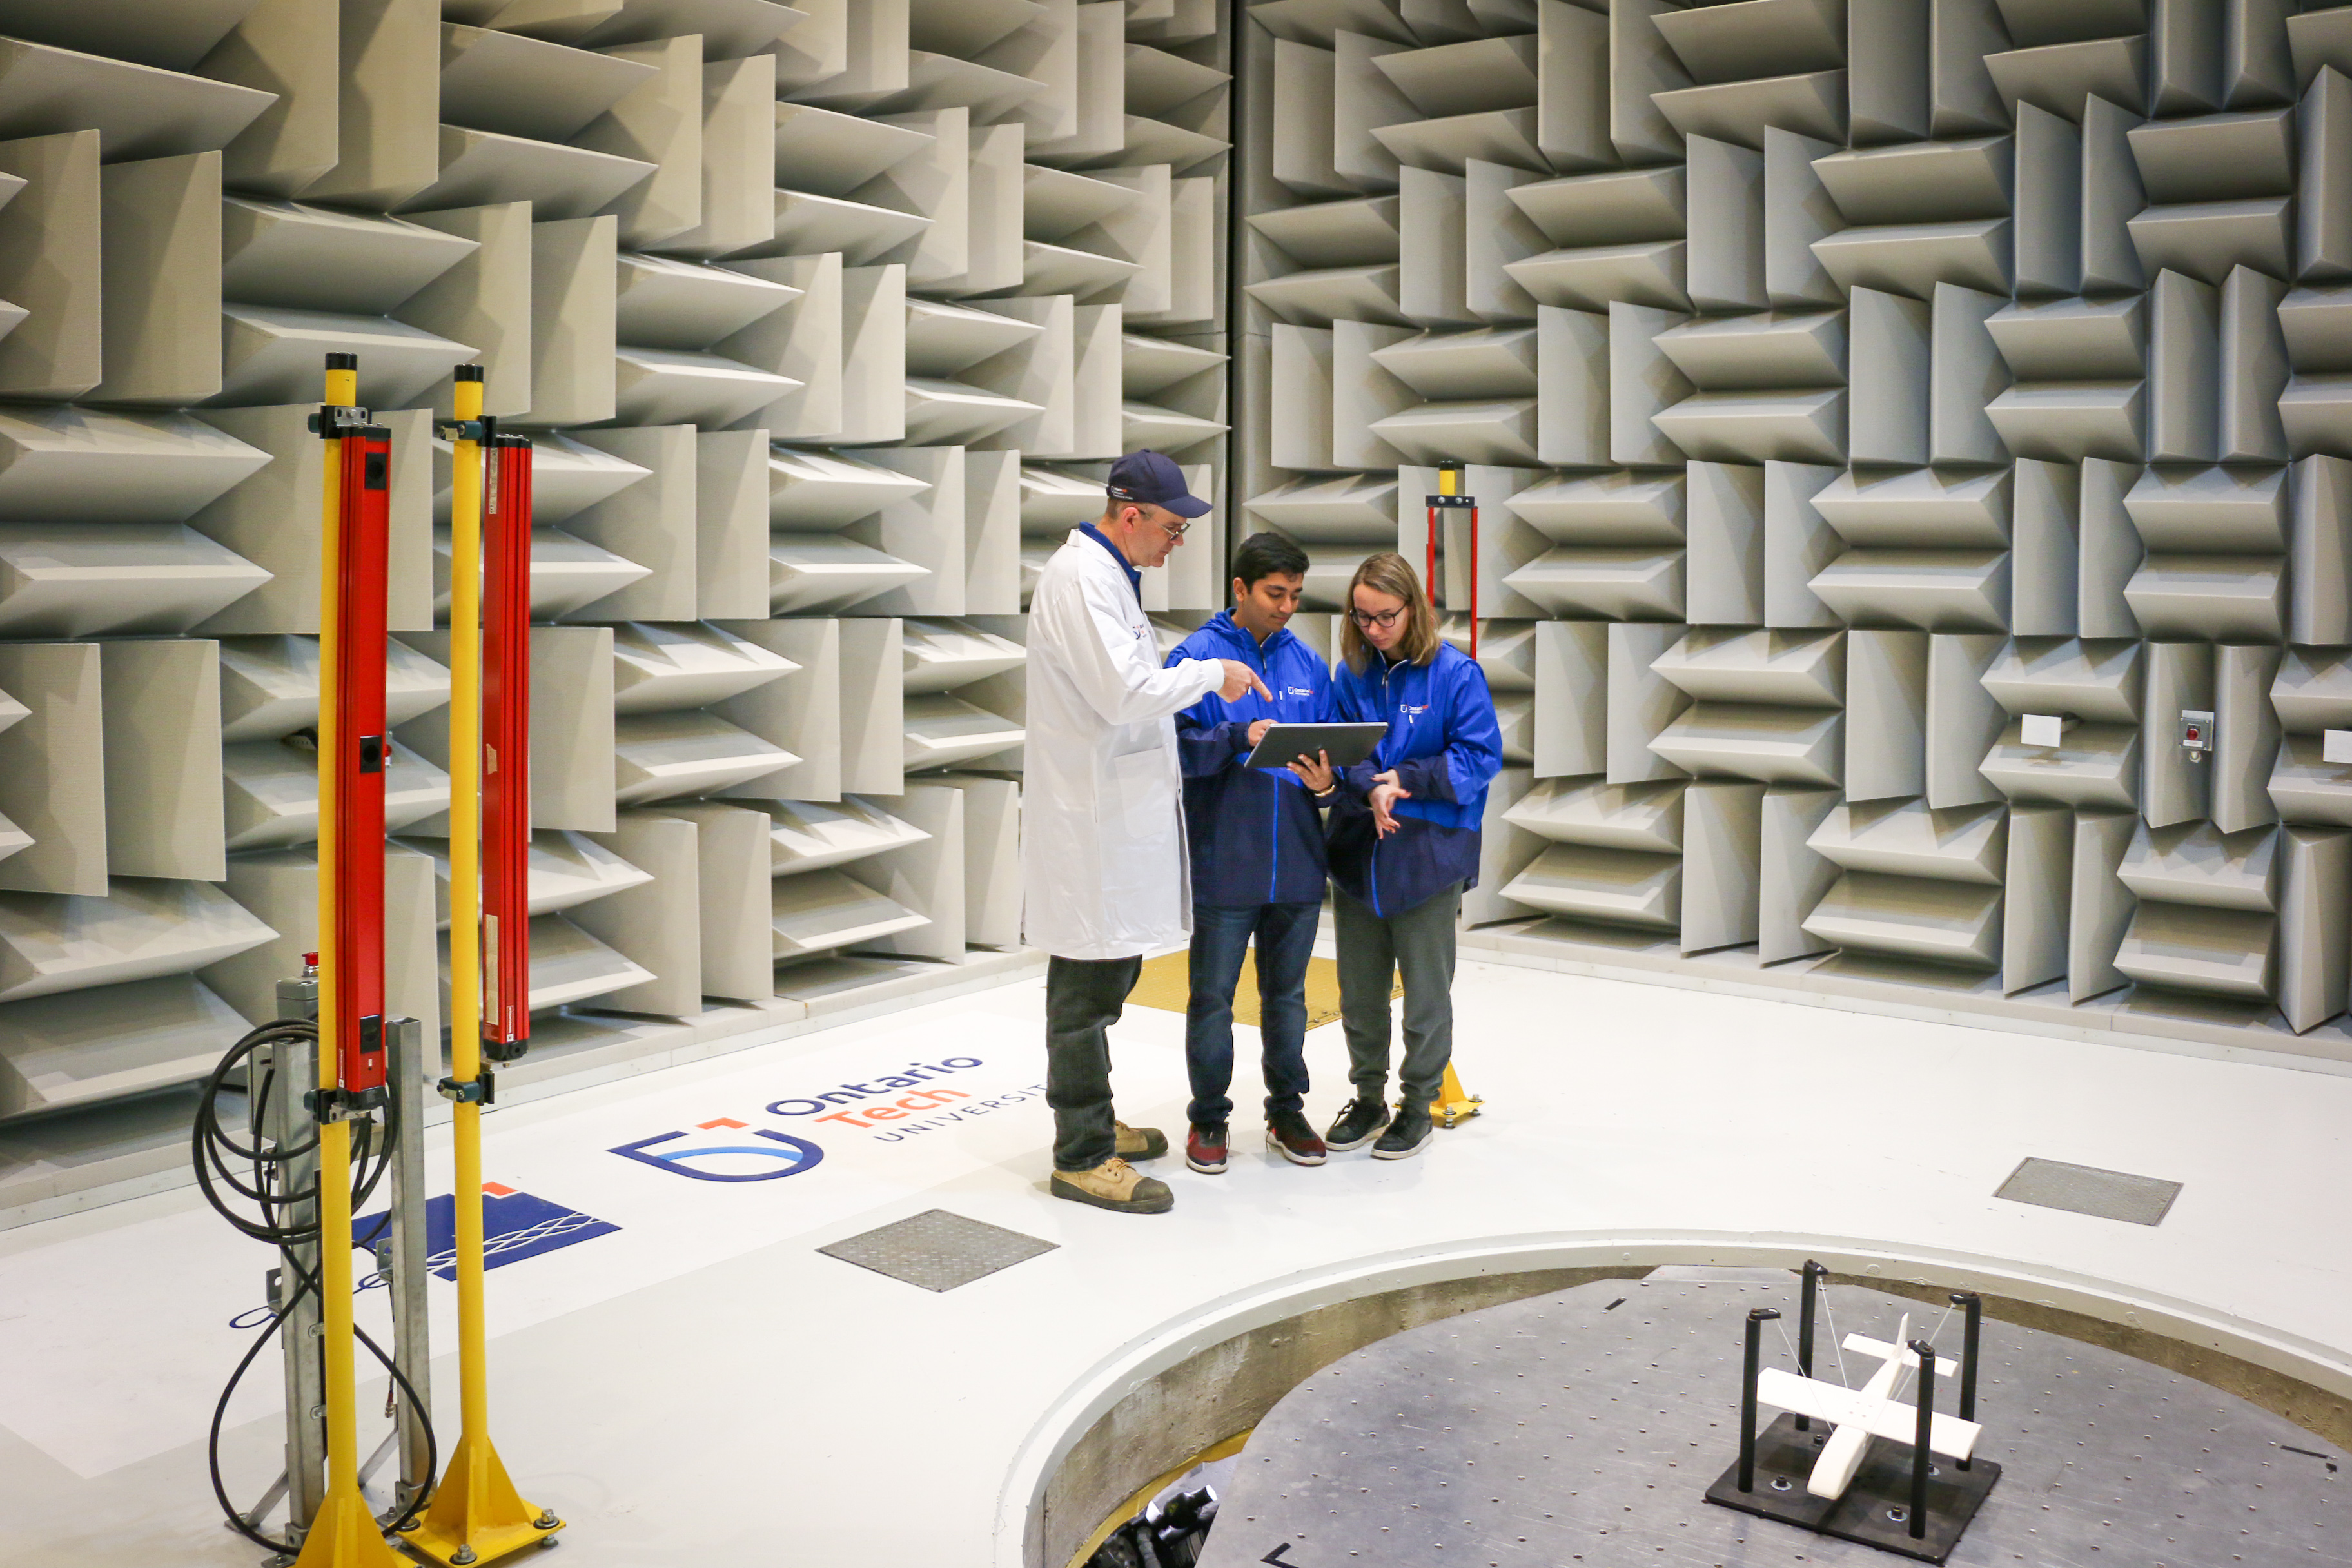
xmin=1755 ymin=1313 xmax=1983 ymax=1500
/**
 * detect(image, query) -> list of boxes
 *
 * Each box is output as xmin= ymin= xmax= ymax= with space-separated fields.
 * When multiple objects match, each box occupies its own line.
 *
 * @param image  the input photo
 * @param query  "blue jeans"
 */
xmin=1185 ymin=900 xmax=1320 ymax=1126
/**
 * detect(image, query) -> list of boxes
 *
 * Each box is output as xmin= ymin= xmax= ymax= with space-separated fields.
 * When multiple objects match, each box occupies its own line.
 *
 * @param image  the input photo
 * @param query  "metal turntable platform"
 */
xmin=1196 ymin=1271 xmax=2345 ymax=1568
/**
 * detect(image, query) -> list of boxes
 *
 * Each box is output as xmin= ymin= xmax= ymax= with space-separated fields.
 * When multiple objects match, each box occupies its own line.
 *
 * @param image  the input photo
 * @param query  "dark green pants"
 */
xmin=1333 ymin=882 xmax=1462 ymax=1112
xmin=1045 ymin=954 xmax=1142 ymax=1171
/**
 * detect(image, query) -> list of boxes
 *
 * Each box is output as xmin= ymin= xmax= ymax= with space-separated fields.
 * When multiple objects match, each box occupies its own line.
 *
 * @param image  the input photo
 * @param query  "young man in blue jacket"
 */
xmin=1166 ymin=533 xmax=1337 ymax=1175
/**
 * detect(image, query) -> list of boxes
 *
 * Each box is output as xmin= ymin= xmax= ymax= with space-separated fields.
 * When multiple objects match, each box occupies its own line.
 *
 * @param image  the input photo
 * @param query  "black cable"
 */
xmin=193 ymin=1018 xmax=438 ymax=1551
xmin=268 ymin=1247 xmax=442 ymax=1536
xmin=202 ymin=1253 xmax=442 ymax=1552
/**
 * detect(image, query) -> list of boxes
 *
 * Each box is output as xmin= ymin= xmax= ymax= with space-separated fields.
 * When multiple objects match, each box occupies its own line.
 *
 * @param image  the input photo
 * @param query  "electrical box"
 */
xmin=2326 ymin=729 xmax=2352 ymax=766
xmin=2180 ymin=709 xmax=2215 ymax=760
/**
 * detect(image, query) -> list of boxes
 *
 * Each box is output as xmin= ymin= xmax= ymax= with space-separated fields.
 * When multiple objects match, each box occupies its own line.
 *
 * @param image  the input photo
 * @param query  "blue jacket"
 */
xmin=1168 ymin=609 xmax=1334 ymax=906
xmin=1326 ymin=642 xmax=1503 ymax=917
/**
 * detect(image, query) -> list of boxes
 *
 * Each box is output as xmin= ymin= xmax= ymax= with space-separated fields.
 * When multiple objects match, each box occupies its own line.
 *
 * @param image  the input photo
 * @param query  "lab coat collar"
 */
xmin=1077 ymin=521 xmax=1142 ymax=602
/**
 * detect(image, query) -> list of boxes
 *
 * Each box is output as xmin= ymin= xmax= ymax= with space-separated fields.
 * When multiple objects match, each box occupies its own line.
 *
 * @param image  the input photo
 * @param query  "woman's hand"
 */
xmin=1369 ymin=769 xmax=1411 ymax=836
xmin=1287 ymin=749 xmax=1335 ymax=795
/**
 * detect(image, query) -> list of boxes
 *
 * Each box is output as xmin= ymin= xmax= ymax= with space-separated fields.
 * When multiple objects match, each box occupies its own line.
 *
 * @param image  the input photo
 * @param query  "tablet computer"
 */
xmin=1242 ymin=721 xmax=1389 ymax=771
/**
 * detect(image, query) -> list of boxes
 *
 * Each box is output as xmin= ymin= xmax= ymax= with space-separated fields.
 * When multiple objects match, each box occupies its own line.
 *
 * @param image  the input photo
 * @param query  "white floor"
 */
xmin=5 ymin=952 xmax=2349 ymax=1568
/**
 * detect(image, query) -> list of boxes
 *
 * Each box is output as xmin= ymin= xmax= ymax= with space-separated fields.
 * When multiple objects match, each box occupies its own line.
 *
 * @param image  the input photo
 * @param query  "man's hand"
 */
xmin=1287 ymin=749 xmax=1335 ymax=794
xmin=1219 ymin=660 xmax=1273 ymax=702
xmin=1369 ymin=768 xmax=1411 ymax=836
xmin=1248 ymin=718 xmax=1277 ymax=746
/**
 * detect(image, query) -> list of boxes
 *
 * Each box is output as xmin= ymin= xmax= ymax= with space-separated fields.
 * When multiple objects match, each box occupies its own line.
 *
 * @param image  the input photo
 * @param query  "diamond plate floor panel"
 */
xmin=817 ymin=1207 xmax=1057 ymax=1292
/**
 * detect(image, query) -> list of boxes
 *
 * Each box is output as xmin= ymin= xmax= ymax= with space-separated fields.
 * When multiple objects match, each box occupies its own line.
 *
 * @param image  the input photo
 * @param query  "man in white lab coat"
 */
xmin=1024 ymin=451 xmax=1271 ymax=1214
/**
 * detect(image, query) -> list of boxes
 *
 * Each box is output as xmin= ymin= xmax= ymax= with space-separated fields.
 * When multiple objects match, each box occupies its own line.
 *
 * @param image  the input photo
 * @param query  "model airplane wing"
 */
xmin=1859 ymin=1402 xmax=1983 ymax=1460
xmin=1758 ymin=1368 xmax=1984 ymax=1462
xmin=1756 ymin=1367 xmax=1881 ymax=1429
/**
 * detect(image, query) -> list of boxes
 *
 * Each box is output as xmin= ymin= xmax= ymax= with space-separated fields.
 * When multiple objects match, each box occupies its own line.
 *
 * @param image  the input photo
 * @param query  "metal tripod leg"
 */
xmin=386 ymin=1015 xmax=433 ymax=1511
xmin=266 ymin=977 xmax=326 ymax=1546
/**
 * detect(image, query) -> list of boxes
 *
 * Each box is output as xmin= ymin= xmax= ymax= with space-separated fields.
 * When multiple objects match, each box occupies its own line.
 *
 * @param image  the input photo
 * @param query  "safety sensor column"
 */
xmin=295 ymin=358 xmax=404 ymax=1568
xmin=481 ymin=430 xmax=533 ymax=1061
xmin=406 ymin=368 xmax=563 ymax=1567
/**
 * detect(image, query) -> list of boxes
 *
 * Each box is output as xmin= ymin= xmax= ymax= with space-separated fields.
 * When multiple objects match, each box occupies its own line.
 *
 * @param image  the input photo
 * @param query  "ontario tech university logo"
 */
xmin=605 ymin=1056 xmax=996 ymax=1179
xmin=609 ymin=1118 xmax=826 ymax=1182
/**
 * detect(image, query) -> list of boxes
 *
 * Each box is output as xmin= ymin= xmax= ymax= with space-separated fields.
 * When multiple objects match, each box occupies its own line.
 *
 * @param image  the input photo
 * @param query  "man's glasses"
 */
xmin=1348 ymin=606 xmax=1406 ymax=628
xmin=1119 ymin=504 xmax=1190 ymax=539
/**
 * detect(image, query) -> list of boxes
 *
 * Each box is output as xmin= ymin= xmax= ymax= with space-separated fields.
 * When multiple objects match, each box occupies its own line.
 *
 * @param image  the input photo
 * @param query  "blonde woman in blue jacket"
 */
xmin=1293 ymin=552 xmax=1502 ymax=1161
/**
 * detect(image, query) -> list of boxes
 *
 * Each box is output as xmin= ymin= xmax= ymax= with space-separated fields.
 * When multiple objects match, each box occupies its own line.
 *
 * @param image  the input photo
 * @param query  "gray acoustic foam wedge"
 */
xmin=1231 ymin=0 xmax=2352 ymax=1059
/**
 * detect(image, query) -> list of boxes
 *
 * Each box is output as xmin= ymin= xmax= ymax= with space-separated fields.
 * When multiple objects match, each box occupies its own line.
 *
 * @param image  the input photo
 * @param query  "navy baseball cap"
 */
xmin=1106 ymin=449 xmax=1212 ymax=518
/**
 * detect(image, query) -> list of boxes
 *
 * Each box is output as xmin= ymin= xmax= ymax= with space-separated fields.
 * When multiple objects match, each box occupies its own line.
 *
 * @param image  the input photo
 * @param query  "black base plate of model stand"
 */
xmin=1705 ymin=1415 xmax=2003 ymax=1564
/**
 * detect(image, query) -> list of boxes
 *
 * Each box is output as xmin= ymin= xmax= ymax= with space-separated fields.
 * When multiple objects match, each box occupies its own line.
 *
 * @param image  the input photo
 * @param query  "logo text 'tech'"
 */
xmin=763 ymin=1057 xmax=985 ymax=1126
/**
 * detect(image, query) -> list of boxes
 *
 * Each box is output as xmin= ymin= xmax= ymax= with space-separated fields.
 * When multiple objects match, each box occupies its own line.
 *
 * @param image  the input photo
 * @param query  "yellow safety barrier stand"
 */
xmin=294 ymin=360 xmax=405 ymax=1568
xmin=402 ymin=369 xmax=564 ymax=1566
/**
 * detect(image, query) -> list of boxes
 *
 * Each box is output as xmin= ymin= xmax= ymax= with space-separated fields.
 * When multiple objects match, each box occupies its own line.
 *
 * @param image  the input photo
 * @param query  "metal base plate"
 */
xmin=1707 ymin=1414 xmax=2002 ymax=1563
xmin=816 ymin=1207 xmax=1055 ymax=1292
xmin=1995 ymin=1155 xmax=2182 ymax=1226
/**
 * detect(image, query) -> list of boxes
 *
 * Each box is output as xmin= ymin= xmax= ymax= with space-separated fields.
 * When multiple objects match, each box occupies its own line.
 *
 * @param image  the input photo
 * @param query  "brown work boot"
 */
xmin=1052 ymin=1156 xmax=1174 ymax=1214
xmin=1114 ymin=1120 xmax=1168 ymax=1161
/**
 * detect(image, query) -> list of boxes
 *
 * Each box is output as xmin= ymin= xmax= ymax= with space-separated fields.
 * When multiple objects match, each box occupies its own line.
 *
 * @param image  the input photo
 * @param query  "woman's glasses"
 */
xmin=1348 ymin=606 xmax=1406 ymax=628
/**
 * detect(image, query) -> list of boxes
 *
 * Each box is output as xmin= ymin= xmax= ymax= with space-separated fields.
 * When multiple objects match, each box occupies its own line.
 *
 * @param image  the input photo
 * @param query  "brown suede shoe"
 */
xmin=1052 ymin=1156 xmax=1174 ymax=1214
xmin=1114 ymin=1120 xmax=1168 ymax=1161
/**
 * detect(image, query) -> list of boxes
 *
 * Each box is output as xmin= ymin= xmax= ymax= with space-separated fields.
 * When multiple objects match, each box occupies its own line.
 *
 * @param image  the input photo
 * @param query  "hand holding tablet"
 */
xmin=1242 ymin=721 xmax=1389 ymax=772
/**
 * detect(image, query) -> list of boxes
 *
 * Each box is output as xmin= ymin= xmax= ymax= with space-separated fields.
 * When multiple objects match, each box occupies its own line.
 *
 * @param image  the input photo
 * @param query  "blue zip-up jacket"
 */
xmin=1326 ymin=642 xmax=1503 ymax=917
xmin=1168 ymin=609 xmax=1335 ymax=907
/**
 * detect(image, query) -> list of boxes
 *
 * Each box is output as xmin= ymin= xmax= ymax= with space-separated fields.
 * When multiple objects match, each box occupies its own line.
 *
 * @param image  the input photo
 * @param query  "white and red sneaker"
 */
xmin=1185 ymin=1122 xmax=1228 ymax=1174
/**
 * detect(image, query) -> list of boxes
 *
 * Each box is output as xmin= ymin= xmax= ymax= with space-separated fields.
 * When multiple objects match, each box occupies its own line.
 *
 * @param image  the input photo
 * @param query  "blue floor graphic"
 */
xmin=356 ymin=1186 xmax=620 ymax=1281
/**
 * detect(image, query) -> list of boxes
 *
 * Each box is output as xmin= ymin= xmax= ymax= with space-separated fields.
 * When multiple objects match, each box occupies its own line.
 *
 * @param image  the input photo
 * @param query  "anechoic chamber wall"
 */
xmin=20 ymin=0 xmax=2352 ymax=1184
xmin=1237 ymin=0 xmax=2352 ymax=1056
xmin=0 ymin=0 xmax=1232 ymax=1171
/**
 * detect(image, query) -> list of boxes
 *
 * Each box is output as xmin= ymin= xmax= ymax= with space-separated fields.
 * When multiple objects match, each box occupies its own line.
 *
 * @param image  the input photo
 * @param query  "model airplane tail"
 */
xmin=1844 ymin=1332 xmax=1942 ymax=1374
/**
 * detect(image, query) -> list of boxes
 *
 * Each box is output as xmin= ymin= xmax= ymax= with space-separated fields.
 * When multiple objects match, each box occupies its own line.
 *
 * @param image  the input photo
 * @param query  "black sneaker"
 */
xmin=1324 ymin=1095 xmax=1389 ymax=1152
xmin=1265 ymin=1109 xmax=1328 ymax=1166
xmin=1372 ymin=1107 xmax=1433 ymax=1161
xmin=1185 ymin=1122 xmax=1228 ymax=1174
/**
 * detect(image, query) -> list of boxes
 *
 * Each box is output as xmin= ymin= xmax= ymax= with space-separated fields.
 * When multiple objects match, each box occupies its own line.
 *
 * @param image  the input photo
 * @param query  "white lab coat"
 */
xmin=1021 ymin=529 xmax=1223 ymax=960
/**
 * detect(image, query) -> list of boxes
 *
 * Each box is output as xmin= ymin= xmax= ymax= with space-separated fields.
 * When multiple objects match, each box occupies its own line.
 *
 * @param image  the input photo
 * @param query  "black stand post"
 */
xmin=1908 ymin=1340 xmax=1936 ymax=1540
xmin=1796 ymin=1260 xmax=1825 ymax=1431
xmin=1739 ymin=1307 xmax=1779 ymax=1493
xmin=1950 ymin=1292 xmax=1981 ymax=1469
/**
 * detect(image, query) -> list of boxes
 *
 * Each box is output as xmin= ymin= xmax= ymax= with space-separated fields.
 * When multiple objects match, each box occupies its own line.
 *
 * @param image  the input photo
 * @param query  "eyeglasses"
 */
xmin=1348 ymin=606 xmax=1406 ymax=629
xmin=1118 ymin=504 xmax=1190 ymax=540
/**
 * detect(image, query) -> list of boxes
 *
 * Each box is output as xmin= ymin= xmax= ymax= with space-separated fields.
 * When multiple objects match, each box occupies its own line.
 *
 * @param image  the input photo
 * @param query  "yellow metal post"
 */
xmin=1430 ymin=460 xmax=1481 ymax=1128
xmin=404 ymin=371 xmax=561 ymax=1565
xmin=294 ymin=363 xmax=404 ymax=1568
xmin=1428 ymin=1063 xmax=1482 ymax=1129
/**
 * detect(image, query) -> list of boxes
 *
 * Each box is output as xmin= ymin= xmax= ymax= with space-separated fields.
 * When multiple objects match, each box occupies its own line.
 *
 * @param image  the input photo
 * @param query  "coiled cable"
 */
xmin=192 ymin=1018 xmax=438 ymax=1554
